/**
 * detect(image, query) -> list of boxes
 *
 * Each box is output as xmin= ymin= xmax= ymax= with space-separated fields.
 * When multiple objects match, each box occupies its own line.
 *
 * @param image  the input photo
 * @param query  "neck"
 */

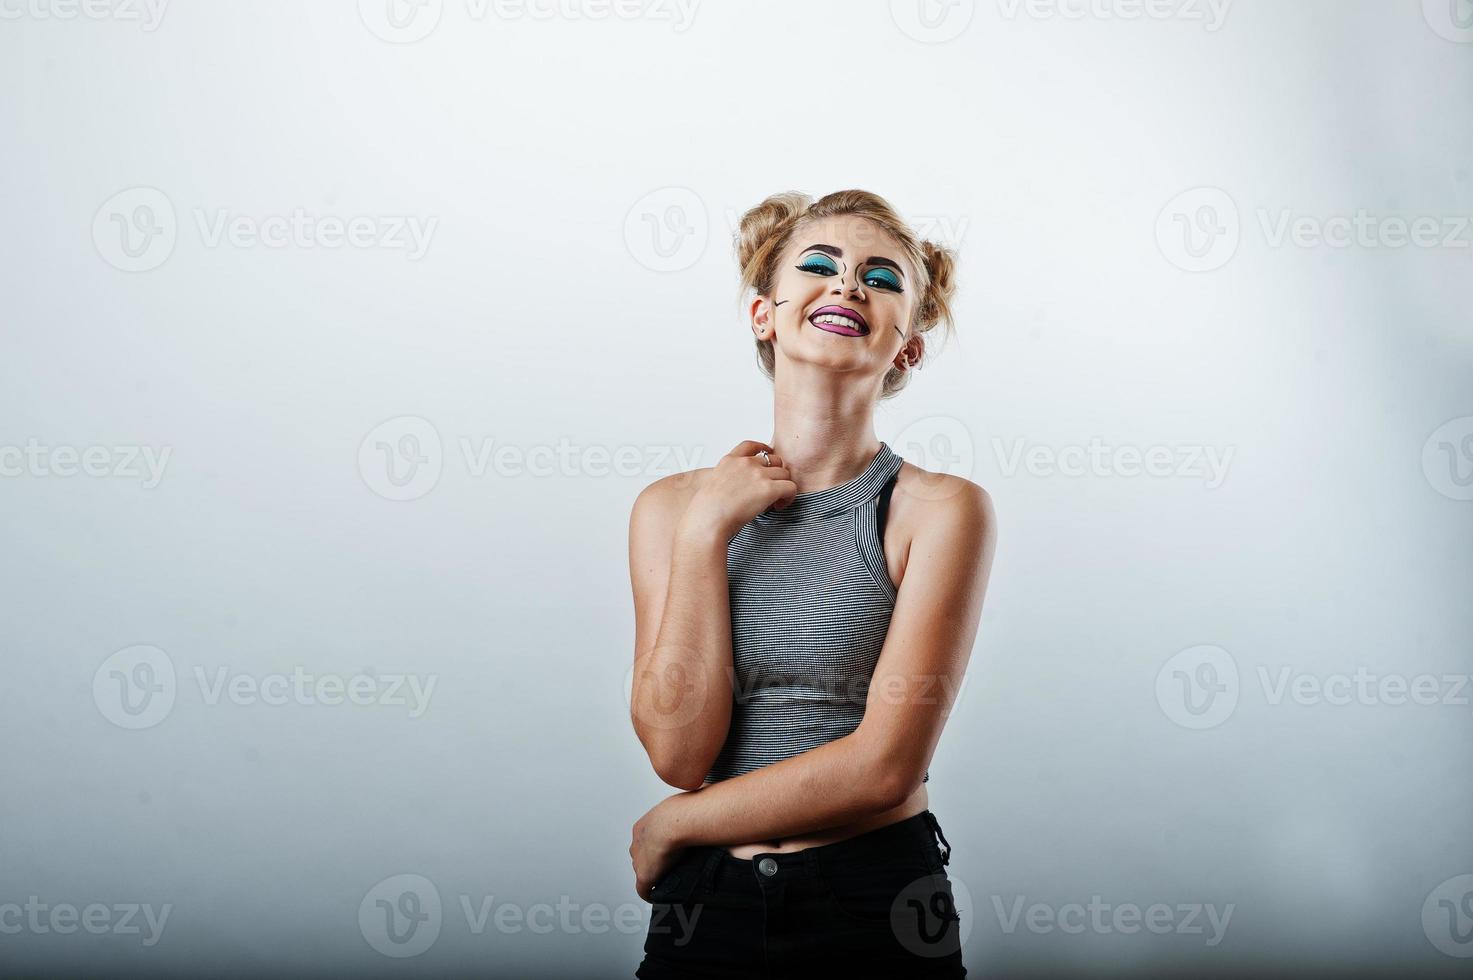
xmin=767 ymin=360 xmax=883 ymax=495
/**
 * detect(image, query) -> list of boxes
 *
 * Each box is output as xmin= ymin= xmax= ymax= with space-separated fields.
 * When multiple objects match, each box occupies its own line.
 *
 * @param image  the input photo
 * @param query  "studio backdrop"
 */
xmin=1 ymin=0 xmax=1470 ymax=976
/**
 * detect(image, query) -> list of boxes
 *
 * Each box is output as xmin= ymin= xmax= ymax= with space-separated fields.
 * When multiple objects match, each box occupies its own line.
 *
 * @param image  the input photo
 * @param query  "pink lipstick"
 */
xmin=808 ymin=305 xmax=870 ymax=337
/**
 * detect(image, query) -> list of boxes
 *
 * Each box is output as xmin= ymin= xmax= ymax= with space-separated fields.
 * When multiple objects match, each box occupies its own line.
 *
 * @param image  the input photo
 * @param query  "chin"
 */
xmin=787 ymin=345 xmax=883 ymax=377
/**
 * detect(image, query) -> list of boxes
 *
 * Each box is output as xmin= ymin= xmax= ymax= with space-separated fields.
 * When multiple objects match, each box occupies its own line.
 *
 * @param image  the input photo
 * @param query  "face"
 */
xmin=751 ymin=215 xmax=923 ymax=383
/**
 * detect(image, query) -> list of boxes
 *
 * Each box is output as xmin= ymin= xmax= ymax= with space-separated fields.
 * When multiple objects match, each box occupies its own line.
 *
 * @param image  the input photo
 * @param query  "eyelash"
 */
xmin=797 ymin=258 xmax=837 ymax=275
xmin=795 ymin=257 xmax=904 ymax=292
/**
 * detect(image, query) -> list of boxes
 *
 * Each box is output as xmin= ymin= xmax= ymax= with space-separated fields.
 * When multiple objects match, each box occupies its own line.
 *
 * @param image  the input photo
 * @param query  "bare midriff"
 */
xmin=721 ymin=784 xmax=928 ymax=859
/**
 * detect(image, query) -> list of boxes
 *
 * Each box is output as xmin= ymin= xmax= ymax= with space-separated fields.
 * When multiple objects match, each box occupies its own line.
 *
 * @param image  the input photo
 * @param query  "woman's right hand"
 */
xmin=678 ymin=440 xmax=797 ymax=542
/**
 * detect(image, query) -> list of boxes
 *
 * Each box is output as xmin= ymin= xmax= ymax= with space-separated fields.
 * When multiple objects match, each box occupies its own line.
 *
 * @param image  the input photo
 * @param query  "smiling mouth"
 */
xmin=808 ymin=305 xmax=870 ymax=337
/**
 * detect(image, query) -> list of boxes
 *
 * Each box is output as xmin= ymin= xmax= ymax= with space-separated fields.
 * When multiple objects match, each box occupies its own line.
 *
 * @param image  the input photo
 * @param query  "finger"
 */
xmin=755 ymin=452 xmax=784 ymax=470
xmin=769 ymin=480 xmax=800 ymax=510
xmin=757 ymin=465 xmax=791 ymax=483
xmin=727 ymin=440 xmax=773 ymax=458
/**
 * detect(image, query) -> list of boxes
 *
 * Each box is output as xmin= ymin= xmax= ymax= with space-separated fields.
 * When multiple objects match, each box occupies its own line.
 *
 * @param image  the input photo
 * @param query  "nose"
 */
xmin=834 ymin=269 xmax=865 ymax=299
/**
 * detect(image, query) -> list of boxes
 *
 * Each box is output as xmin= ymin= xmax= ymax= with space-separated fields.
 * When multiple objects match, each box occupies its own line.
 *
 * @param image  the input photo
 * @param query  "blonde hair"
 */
xmin=735 ymin=189 xmax=958 ymax=400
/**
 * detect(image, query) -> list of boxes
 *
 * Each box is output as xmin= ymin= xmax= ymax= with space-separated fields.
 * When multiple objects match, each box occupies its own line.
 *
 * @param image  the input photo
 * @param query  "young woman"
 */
xmin=627 ymin=189 xmax=996 ymax=977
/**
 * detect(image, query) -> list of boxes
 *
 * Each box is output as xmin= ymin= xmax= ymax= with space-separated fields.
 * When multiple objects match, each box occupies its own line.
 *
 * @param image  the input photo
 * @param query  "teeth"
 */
xmin=812 ymin=314 xmax=864 ymax=330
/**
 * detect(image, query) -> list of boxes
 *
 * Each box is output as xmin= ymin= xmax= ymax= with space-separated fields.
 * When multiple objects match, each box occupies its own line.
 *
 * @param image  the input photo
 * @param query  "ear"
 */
xmin=749 ymin=295 xmax=776 ymax=339
xmin=894 ymin=332 xmax=925 ymax=372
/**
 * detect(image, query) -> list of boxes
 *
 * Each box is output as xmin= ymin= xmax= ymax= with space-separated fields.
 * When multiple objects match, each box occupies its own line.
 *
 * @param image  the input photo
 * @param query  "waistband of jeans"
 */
xmin=697 ymin=810 xmax=944 ymax=885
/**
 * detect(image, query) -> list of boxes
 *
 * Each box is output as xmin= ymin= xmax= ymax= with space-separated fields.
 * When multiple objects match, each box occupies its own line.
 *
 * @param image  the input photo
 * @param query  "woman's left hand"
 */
xmin=630 ymin=796 xmax=687 ymax=902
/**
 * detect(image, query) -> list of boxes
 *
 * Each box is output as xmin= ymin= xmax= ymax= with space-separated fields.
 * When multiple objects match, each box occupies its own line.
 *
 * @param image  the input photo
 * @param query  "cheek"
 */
xmin=775 ymin=275 xmax=825 ymax=316
xmin=880 ymin=294 xmax=914 ymax=330
xmin=781 ymin=272 xmax=827 ymax=298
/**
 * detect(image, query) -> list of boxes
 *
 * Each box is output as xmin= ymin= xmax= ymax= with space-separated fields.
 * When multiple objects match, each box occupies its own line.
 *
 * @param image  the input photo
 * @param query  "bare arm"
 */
xmin=628 ymin=441 xmax=797 ymax=790
xmin=634 ymin=479 xmax=995 ymax=876
xmin=628 ymin=481 xmax=737 ymax=790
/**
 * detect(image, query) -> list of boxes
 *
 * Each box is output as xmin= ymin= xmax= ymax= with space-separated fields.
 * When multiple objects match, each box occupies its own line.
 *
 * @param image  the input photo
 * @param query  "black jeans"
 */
xmin=636 ymin=811 xmax=966 ymax=979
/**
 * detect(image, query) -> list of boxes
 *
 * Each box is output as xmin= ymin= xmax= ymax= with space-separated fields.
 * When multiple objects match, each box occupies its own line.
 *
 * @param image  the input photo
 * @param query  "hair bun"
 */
xmin=916 ymin=239 xmax=958 ymax=332
xmin=735 ymin=192 xmax=811 ymax=283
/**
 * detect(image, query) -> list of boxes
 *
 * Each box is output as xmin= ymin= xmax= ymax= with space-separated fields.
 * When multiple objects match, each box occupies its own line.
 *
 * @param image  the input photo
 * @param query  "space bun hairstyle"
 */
xmin=735 ymin=189 xmax=958 ymax=399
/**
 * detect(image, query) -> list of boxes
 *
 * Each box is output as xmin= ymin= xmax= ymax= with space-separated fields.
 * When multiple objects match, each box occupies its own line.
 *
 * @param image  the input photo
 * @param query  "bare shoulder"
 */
xmin=629 ymin=466 xmax=714 ymax=541
xmin=891 ymin=460 xmax=996 ymax=545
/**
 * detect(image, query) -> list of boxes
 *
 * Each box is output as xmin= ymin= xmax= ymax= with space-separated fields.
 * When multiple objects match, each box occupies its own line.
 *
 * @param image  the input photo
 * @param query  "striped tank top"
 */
xmin=705 ymin=442 xmax=928 ymax=784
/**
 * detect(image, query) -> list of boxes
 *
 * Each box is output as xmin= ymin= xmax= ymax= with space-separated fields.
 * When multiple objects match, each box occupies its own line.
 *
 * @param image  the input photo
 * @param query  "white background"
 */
xmin=1 ymin=0 xmax=1471 ymax=975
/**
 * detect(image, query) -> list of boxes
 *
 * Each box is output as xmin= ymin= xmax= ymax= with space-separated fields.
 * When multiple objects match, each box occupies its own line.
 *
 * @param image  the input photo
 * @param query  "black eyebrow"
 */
xmin=799 ymin=244 xmax=906 ymax=278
